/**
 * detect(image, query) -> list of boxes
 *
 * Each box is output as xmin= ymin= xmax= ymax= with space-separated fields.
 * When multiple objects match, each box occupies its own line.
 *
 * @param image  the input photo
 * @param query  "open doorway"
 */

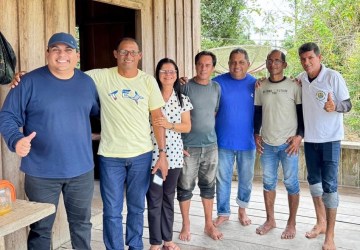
xmin=76 ymin=1 xmax=136 ymax=70
xmin=76 ymin=0 xmax=136 ymax=179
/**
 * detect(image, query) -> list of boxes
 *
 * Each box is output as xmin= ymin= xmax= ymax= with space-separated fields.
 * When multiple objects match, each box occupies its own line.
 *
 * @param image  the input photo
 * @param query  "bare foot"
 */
xmin=281 ymin=224 xmax=296 ymax=239
xmin=305 ymin=224 xmax=326 ymax=239
xmin=322 ymin=239 xmax=336 ymax=250
xmin=179 ymin=224 xmax=191 ymax=241
xmin=238 ymin=207 xmax=251 ymax=226
xmin=256 ymin=221 xmax=276 ymax=235
xmin=204 ymin=224 xmax=223 ymax=240
xmin=213 ymin=216 xmax=229 ymax=227
xmin=163 ymin=241 xmax=180 ymax=250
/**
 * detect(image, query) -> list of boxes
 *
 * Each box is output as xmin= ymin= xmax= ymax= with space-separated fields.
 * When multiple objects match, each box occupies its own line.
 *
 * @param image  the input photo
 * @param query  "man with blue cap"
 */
xmin=0 ymin=32 xmax=100 ymax=250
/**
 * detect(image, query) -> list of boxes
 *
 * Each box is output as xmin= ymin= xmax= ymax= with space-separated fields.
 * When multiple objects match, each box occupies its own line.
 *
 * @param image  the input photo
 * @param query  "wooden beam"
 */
xmin=153 ymin=0 xmax=166 ymax=66
xmin=165 ymin=0 xmax=176 ymax=61
xmin=18 ymin=0 xmax=46 ymax=70
xmin=183 ymin=0 xmax=193 ymax=77
xmin=140 ymin=1 xmax=154 ymax=74
xmin=94 ymin=0 xmax=143 ymax=10
xmin=192 ymin=0 xmax=201 ymax=75
xmin=175 ymin=1 xmax=185 ymax=76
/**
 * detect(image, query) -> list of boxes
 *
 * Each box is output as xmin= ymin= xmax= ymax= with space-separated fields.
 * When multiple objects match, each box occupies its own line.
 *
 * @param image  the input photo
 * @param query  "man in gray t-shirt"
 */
xmin=254 ymin=50 xmax=304 ymax=239
xmin=180 ymin=78 xmax=220 ymax=147
xmin=177 ymin=51 xmax=222 ymax=241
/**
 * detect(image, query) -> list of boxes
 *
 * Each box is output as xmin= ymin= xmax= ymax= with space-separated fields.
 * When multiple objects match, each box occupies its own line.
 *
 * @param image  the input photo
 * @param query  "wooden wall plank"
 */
xmin=135 ymin=10 xmax=142 ymax=54
xmin=140 ymin=1 xmax=154 ymax=74
xmin=18 ymin=0 xmax=46 ymax=71
xmin=175 ymin=0 xmax=185 ymax=76
xmin=0 ymin=1 xmax=19 ymax=70
xmin=0 ymin=0 xmax=19 ymax=180
xmin=95 ymin=0 xmax=143 ymax=10
xmin=68 ymin=0 xmax=76 ymax=35
xmin=153 ymin=0 xmax=166 ymax=68
xmin=192 ymin=0 xmax=201 ymax=74
xmin=165 ymin=0 xmax=176 ymax=61
xmin=0 ymin=1 xmax=27 ymax=248
xmin=44 ymin=0 xmax=70 ymax=39
xmin=183 ymin=0 xmax=193 ymax=77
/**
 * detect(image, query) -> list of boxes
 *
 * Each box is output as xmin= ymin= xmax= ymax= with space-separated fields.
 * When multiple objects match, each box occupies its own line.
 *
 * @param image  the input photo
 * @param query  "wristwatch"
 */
xmin=158 ymin=148 xmax=167 ymax=153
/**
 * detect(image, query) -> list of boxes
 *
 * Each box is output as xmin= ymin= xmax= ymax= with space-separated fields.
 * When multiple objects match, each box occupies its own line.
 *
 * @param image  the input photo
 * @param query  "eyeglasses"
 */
xmin=48 ymin=47 xmax=75 ymax=54
xmin=266 ymin=59 xmax=284 ymax=65
xmin=159 ymin=70 xmax=177 ymax=75
xmin=117 ymin=49 xmax=141 ymax=56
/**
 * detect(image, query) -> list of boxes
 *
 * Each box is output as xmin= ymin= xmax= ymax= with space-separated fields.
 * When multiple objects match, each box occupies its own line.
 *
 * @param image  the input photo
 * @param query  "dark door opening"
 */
xmin=76 ymin=1 xmax=136 ymax=179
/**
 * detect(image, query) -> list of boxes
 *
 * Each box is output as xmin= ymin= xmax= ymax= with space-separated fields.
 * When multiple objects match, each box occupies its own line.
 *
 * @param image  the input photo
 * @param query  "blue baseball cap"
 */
xmin=48 ymin=32 xmax=78 ymax=50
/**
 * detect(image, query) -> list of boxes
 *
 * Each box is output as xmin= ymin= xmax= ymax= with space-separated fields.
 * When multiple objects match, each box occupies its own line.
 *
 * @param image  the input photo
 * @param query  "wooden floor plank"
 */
xmin=58 ymin=180 xmax=359 ymax=250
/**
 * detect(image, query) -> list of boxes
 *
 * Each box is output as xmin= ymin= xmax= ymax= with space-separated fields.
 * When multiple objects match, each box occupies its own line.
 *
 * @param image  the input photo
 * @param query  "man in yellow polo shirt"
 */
xmin=86 ymin=37 xmax=168 ymax=250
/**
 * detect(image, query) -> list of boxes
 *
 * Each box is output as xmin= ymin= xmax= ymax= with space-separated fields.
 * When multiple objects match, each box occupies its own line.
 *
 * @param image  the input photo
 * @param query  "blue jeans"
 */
xmin=216 ymin=148 xmax=255 ymax=216
xmin=99 ymin=152 xmax=152 ymax=250
xmin=25 ymin=170 xmax=94 ymax=250
xmin=260 ymin=142 xmax=300 ymax=195
xmin=304 ymin=141 xmax=340 ymax=208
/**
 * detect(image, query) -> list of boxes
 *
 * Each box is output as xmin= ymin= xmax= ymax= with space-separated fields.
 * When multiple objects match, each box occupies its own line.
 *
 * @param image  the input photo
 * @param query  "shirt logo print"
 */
xmin=315 ymin=90 xmax=326 ymax=101
xmin=122 ymin=89 xmax=144 ymax=104
xmin=108 ymin=90 xmax=119 ymax=100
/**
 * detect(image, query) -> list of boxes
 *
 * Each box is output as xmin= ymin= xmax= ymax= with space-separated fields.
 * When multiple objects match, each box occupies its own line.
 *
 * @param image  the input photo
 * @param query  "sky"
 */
xmin=247 ymin=0 xmax=294 ymax=46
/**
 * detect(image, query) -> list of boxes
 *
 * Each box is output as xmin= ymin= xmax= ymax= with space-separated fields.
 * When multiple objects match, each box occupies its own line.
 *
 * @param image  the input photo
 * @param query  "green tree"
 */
xmin=283 ymin=0 xmax=360 ymax=137
xmin=201 ymin=0 xmax=250 ymax=49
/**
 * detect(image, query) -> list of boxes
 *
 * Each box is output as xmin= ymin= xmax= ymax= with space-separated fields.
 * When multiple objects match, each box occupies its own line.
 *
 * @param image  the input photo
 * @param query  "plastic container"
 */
xmin=0 ymin=180 xmax=16 ymax=216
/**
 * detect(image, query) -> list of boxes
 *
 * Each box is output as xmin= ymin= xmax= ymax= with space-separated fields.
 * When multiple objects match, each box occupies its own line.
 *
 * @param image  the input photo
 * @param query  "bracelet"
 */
xmin=159 ymin=148 xmax=167 ymax=153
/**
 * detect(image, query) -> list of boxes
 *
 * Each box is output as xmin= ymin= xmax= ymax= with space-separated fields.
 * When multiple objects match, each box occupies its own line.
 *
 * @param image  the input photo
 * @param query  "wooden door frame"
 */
xmin=94 ymin=0 xmax=154 ymax=73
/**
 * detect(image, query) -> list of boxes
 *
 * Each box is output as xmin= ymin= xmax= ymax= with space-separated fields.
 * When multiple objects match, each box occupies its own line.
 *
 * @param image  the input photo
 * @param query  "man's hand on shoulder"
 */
xmin=290 ymin=76 xmax=302 ymax=87
xmin=179 ymin=77 xmax=189 ymax=85
xmin=255 ymin=77 xmax=266 ymax=89
xmin=10 ymin=71 xmax=27 ymax=89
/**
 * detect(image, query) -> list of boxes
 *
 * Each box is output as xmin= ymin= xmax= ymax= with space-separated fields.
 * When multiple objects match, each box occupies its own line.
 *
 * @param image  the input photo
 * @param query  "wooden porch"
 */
xmin=58 ymin=179 xmax=359 ymax=250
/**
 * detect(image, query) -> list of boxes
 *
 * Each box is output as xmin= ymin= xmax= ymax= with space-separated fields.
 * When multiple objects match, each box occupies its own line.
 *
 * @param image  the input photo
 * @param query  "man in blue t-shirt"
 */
xmin=0 ymin=33 xmax=99 ymax=250
xmin=213 ymin=48 xmax=257 ymax=227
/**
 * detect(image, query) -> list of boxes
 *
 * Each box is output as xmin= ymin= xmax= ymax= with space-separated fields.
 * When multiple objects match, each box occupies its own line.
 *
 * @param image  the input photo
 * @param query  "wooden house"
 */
xmin=0 ymin=0 xmax=201 ymax=249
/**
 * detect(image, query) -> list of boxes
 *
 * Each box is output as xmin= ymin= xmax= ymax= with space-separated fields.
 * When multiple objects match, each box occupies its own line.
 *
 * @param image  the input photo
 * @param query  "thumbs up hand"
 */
xmin=15 ymin=132 xmax=36 ymax=157
xmin=324 ymin=92 xmax=335 ymax=112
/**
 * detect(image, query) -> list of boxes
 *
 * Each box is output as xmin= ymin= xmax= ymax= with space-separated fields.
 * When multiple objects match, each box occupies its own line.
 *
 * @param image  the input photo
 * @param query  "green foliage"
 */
xmin=201 ymin=0 xmax=249 ymax=49
xmin=282 ymin=0 xmax=360 ymax=139
xmin=200 ymin=0 xmax=360 ymax=139
xmin=342 ymin=36 xmax=360 ymax=135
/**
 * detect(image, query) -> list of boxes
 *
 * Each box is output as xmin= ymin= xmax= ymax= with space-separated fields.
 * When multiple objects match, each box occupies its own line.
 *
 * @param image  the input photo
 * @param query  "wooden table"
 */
xmin=0 ymin=199 xmax=55 ymax=250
